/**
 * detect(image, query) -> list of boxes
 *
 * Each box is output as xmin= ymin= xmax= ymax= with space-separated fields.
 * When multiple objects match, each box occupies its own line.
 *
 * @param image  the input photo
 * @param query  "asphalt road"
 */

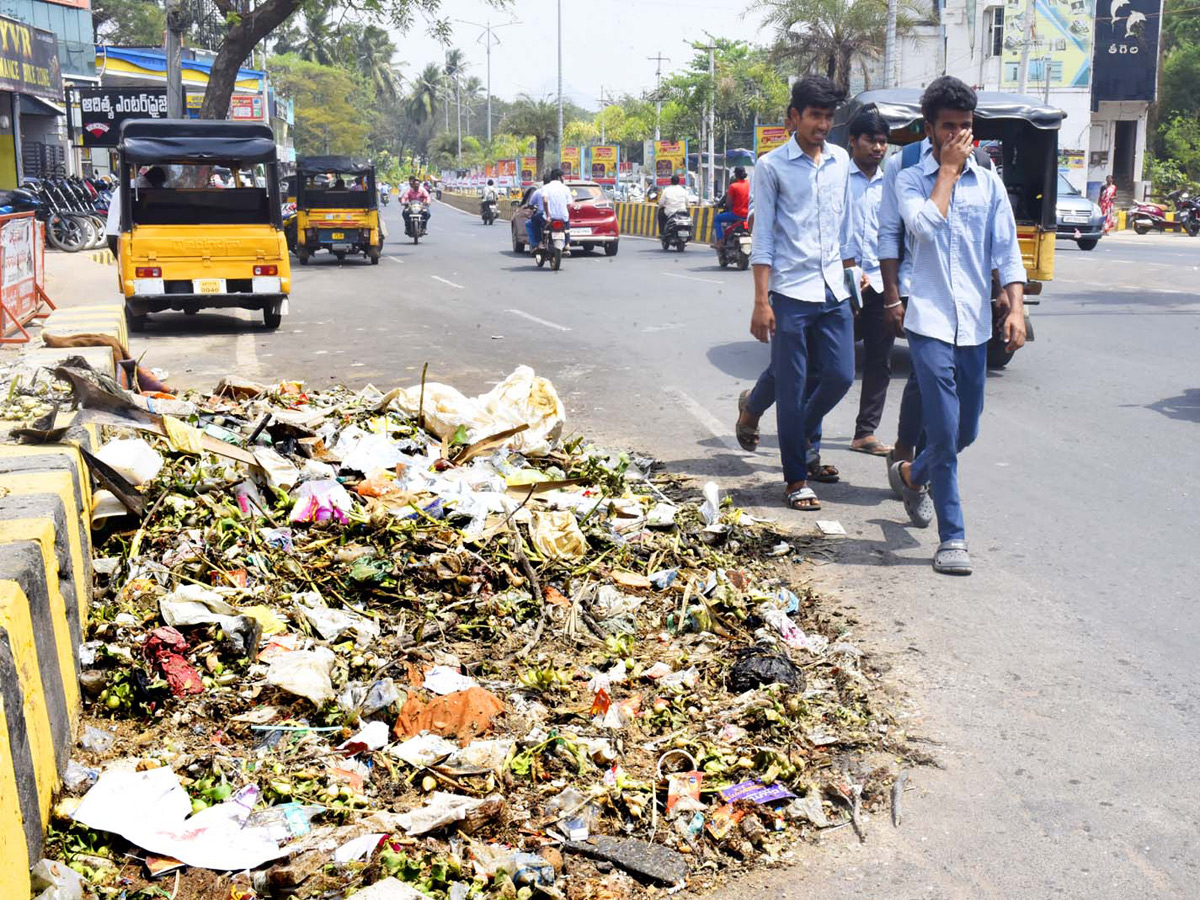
xmin=94 ymin=206 xmax=1200 ymax=897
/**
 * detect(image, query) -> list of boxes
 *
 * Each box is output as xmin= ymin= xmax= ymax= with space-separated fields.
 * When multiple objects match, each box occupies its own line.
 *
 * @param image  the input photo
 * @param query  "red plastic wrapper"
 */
xmin=144 ymin=626 xmax=205 ymax=696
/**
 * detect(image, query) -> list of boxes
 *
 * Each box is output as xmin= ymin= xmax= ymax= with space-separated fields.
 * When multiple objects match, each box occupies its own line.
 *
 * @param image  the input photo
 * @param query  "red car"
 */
xmin=510 ymin=180 xmax=620 ymax=256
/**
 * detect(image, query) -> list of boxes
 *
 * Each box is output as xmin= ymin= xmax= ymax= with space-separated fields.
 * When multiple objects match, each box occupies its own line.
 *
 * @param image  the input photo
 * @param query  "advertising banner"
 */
xmin=186 ymin=92 xmax=266 ymax=121
xmin=754 ymin=125 xmax=790 ymax=159
xmin=561 ymin=146 xmax=581 ymax=178
xmin=590 ymin=145 xmax=618 ymax=185
xmin=0 ymin=16 xmax=61 ymax=102
xmin=71 ymin=87 xmax=168 ymax=148
xmin=520 ymin=155 xmax=538 ymax=187
xmin=1058 ymin=148 xmax=1085 ymax=174
xmin=654 ymin=140 xmax=687 ymax=186
xmin=1092 ymin=0 xmax=1161 ymax=102
xmin=498 ymin=158 xmax=517 ymax=188
xmin=1 ymin=216 xmax=37 ymax=338
xmin=485 ymin=162 xmax=497 ymax=178
xmin=1001 ymin=0 xmax=1095 ymax=90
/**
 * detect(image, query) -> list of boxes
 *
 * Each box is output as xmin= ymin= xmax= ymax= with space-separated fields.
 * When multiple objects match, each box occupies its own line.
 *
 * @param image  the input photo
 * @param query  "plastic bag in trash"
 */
xmin=296 ymin=594 xmax=378 ymax=648
xmin=394 ymin=791 xmax=504 ymax=836
xmin=253 ymin=446 xmax=300 ymax=490
xmin=387 ymin=365 xmax=564 ymax=457
xmin=728 ymin=646 xmax=804 ymax=693
xmin=30 ymin=858 xmax=84 ymax=900
xmin=265 ymin=647 xmax=336 ymax=706
xmin=290 ymin=479 xmax=355 ymax=525
xmin=95 ymin=437 xmax=163 ymax=485
xmin=530 ymin=509 xmax=589 ymax=560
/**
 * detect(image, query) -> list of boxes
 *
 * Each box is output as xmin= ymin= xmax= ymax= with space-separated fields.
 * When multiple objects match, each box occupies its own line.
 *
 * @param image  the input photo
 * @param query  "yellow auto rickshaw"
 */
xmin=293 ymin=156 xmax=383 ymax=265
xmin=833 ymin=89 xmax=1064 ymax=368
xmin=115 ymin=119 xmax=291 ymax=331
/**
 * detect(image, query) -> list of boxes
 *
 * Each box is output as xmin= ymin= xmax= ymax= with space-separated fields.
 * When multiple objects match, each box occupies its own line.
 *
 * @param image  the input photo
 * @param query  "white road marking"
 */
xmin=431 ymin=275 xmax=465 ymax=289
xmin=662 ymin=272 xmax=723 ymax=285
xmin=506 ymin=308 xmax=572 ymax=331
xmin=386 ymin=255 xmax=405 ymax=264
xmin=662 ymin=386 xmax=750 ymax=456
xmin=234 ymin=309 xmax=259 ymax=376
xmin=644 ymin=323 xmax=684 ymax=333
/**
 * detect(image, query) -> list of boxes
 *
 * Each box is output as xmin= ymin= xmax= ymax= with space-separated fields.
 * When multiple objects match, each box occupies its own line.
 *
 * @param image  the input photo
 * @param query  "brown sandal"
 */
xmin=807 ymin=461 xmax=839 ymax=483
xmin=736 ymin=390 xmax=759 ymax=452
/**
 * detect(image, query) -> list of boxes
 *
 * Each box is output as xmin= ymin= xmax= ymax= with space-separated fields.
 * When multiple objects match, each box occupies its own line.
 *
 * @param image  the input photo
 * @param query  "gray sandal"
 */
xmin=934 ymin=540 xmax=972 ymax=575
xmin=784 ymin=486 xmax=821 ymax=510
xmin=891 ymin=460 xmax=933 ymax=528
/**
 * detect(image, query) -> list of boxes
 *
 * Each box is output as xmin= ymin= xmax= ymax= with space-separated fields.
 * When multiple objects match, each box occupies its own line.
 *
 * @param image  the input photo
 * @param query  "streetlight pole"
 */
xmin=164 ymin=0 xmax=185 ymax=118
xmin=707 ymin=42 xmax=715 ymax=205
xmin=458 ymin=19 xmax=521 ymax=145
xmin=884 ymin=0 xmax=898 ymax=87
xmin=648 ymin=51 xmax=668 ymax=141
xmin=557 ymin=0 xmax=564 ymax=158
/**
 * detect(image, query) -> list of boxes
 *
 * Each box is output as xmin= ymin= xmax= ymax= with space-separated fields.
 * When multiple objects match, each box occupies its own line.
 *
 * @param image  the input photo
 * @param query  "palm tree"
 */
xmin=752 ymin=0 xmax=921 ymax=94
xmin=357 ymin=25 xmax=402 ymax=102
xmin=460 ymin=76 xmax=484 ymax=136
xmin=443 ymin=48 xmax=467 ymax=133
xmin=293 ymin=8 xmax=338 ymax=66
xmin=502 ymin=94 xmax=560 ymax=173
xmin=408 ymin=63 xmax=443 ymax=127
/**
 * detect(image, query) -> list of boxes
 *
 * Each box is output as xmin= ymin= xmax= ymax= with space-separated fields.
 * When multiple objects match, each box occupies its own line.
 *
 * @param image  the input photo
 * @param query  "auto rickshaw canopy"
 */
xmin=296 ymin=155 xmax=374 ymax=176
xmin=118 ymin=119 xmax=278 ymax=164
xmin=295 ymin=156 xmax=377 ymax=210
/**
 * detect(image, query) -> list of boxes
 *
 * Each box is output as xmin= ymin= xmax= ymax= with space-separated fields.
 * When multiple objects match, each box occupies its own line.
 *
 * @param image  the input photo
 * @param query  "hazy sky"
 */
xmin=388 ymin=0 xmax=769 ymax=113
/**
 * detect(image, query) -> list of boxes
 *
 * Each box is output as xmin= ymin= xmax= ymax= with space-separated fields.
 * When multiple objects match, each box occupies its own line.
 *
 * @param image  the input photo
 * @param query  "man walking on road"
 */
xmin=888 ymin=76 xmax=1026 ymax=574
xmin=843 ymin=108 xmax=894 ymax=456
xmin=742 ymin=75 xmax=856 ymax=511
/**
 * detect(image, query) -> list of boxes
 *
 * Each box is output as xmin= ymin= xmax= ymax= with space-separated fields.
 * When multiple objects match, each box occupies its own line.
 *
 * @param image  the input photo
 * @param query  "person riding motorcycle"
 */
xmin=483 ymin=179 xmax=498 ymax=202
xmin=525 ymin=183 xmax=547 ymax=249
xmin=657 ymin=174 xmax=688 ymax=235
xmin=402 ymin=176 xmax=431 ymax=233
xmin=713 ymin=166 xmax=750 ymax=245
xmin=540 ymin=168 xmax=572 ymax=248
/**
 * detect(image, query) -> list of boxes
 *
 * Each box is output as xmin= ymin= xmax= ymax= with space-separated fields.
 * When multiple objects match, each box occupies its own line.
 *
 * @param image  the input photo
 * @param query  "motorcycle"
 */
xmin=661 ymin=210 xmax=692 ymax=252
xmin=380 ymin=191 xmax=390 ymax=207
xmin=714 ymin=220 xmax=753 ymax=270
xmin=404 ymin=200 xmax=427 ymax=244
xmin=533 ymin=217 xmax=567 ymax=271
xmin=1175 ymin=192 xmax=1200 ymax=237
xmin=1130 ymin=189 xmax=1193 ymax=235
xmin=481 ymin=197 xmax=498 ymax=225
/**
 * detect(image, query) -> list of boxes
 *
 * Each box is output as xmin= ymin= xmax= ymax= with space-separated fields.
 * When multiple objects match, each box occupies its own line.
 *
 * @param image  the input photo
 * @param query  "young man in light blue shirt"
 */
xmin=888 ymin=76 xmax=1026 ymax=575
xmin=743 ymin=75 xmax=856 ymax=511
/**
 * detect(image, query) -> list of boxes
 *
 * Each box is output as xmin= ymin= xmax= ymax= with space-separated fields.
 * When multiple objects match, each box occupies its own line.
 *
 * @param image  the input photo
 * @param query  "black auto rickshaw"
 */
xmin=832 ymin=89 xmax=1064 ymax=368
xmin=294 ymin=156 xmax=383 ymax=265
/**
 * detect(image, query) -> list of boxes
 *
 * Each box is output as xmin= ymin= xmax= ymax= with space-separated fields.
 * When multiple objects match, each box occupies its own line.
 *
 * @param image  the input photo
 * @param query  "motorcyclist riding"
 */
xmin=402 ymin=176 xmax=431 ymax=233
xmin=657 ymin=174 xmax=688 ymax=235
xmin=713 ymin=166 xmax=750 ymax=245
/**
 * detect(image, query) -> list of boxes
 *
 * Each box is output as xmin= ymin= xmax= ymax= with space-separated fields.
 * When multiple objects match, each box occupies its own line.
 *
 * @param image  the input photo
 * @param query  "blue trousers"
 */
xmin=526 ymin=212 xmax=545 ymax=247
xmin=714 ymin=211 xmax=741 ymax=242
xmin=907 ymin=331 xmax=987 ymax=543
xmin=755 ymin=290 xmax=854 ymax=484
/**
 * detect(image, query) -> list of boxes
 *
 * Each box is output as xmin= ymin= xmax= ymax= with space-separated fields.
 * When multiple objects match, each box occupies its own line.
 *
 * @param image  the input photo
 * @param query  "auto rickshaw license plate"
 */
xmin=331 ymin=232 xmax=345 ymax=239
xmin=197 ymin=279 xmax=223 ymax=294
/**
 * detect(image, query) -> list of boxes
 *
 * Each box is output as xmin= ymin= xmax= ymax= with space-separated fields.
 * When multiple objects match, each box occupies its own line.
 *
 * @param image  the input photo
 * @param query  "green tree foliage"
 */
xmin=92 ymin=0 xmax=166 ymax=46
xmin=268 ymin=54 xmax=371 ymax=155
xmin=501 ymin=94 xmax=561 ymax=172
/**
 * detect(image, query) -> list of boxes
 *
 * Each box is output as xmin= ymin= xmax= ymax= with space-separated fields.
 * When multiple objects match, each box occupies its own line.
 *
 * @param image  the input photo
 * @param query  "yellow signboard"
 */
xmin=755 ymin=125 xmax=790 ymax=159
xmin=590 ymin=145 xmax=619 ymax=185
xmin=1001 ymin=0 xmax=1094 ymax=89
xmin=654 ymin=140 xmax=688 ymax=186
xmin=520 ymin=155 xmax=538 ymax=186
xmin=561 ymin=146 xmax=581 ymax=178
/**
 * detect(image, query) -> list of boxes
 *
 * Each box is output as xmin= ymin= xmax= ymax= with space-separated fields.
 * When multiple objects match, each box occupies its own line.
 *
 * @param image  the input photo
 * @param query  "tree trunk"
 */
xmin=835 ymin=47 xmax=853 ymax=95
xmin=200 ymin=0 xmax=298 ymax=120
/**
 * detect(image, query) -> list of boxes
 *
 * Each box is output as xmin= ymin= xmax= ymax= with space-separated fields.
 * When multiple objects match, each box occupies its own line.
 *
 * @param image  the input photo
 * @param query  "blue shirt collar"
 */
xmin=852 ymin=161 xmax=884 ymax=182
xmin=919 ymin=146 xmax=977 ymax=177
xmin=785 ymin=136 xmax=836 ymax=166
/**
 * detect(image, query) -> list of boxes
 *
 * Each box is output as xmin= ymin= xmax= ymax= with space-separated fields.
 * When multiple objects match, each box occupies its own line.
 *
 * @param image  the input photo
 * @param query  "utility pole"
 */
xmin=557 ymin=0 xmax=564 ymax=158
xmin=1043 ymin=55 xmax=1052 ymax=102
xmin=707 ymin=42 xmax=715 ymax=204
xmin=884 ymin=0 xmax=898 ymax=87
xmin=458 ymin=19 xmax=521 ymax=145
xmin=599 ymin=86 xmax=606 ymax=144
xmin=1017 ymin=0 xmax=1035 ymax=94
xmin=164 ymin=0 xmax=185 ymax=118
xmin=456 ymin=72 xmax=462 ymax=164
xmin=648 ymin=51 xmax=669 ymax=141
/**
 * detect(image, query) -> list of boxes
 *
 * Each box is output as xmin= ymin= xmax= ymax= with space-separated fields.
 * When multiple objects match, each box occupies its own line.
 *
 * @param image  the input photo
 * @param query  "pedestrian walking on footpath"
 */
xmin=842 ymin=108 xmax=894 ymax=457
xmin=887 ymin=76 xmax=1027 ymax=574
xmin=740 ymin=75 xmax=856 ymax=511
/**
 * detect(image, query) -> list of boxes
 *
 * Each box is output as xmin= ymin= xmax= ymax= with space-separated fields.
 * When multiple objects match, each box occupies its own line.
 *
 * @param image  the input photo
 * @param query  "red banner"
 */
xmin=0 ymin=213 xmax=52 ymax=342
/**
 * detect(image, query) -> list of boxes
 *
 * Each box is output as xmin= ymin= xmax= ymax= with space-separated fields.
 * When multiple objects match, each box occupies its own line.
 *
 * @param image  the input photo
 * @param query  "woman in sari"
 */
xmin=1099 ymin=175 xmax=1118 ymax=233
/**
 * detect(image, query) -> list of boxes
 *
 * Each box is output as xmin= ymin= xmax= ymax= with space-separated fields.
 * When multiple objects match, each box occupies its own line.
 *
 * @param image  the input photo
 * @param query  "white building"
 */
xmin=892 ymin=0 xmax=1162 ymax=200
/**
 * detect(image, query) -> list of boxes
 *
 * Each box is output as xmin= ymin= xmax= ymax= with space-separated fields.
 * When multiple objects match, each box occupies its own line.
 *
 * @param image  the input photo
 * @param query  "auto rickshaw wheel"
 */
xmin=369 ymin=247 xmax=381 ymax=265
xmin=263 ymin=306 xmax=282 ymax=329
xmin=335 ymin=251 xmax=346 ymax=261
xmin=297 ymin=249 xmax=310 ymax=266
xmin=126 ymin=309 xmax=146 ymax=333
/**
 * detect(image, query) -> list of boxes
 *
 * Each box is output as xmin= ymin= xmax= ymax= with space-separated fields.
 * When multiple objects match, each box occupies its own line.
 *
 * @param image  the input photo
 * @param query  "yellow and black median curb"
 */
xmin=1 ymin=303 xmax=123 ymax=888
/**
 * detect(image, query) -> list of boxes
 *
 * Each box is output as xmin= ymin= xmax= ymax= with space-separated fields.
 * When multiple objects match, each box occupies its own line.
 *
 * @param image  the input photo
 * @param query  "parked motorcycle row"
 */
xmin=1129 ymin=188 xmax=1200 ymax=236
xmin=0 ymin=175 xmax=115 ymax=253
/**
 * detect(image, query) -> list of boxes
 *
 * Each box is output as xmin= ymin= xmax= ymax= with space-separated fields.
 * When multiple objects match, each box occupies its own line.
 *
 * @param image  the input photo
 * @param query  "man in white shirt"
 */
xmin=537 ymin=168 xmax=573 ymax=249
xmin=657 ymin=174 xmax=688 ymax=235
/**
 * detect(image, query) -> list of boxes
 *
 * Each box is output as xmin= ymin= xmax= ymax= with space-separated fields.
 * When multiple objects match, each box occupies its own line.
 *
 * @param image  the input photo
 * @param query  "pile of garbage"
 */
xmin=34 ymin=363 xmax=912 ymax=900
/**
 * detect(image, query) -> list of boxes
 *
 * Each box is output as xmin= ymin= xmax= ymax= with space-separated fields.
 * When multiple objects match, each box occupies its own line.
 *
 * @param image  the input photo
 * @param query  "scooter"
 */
xmin=1130 ymin=189 xmax=1190 ymax=235
xmin=404 ymin=200 xmax=427 ymax=244
xmin=1175 ymin=192 xmax=1200 ymax=237
xmin=481 ymin=197 xmax=498 ymax=225
xmin=714 ymin=219 xmax=753 ymax=270
xmin=661 ymin=210 xmax=692 ymax=252
xmin=533 ymin=217 xmax=567 ymax=271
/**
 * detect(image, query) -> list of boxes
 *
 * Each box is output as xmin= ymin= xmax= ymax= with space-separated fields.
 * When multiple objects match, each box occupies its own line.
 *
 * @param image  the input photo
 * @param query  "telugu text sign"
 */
xmin=72 ymin=87 xmax=169 ymax=148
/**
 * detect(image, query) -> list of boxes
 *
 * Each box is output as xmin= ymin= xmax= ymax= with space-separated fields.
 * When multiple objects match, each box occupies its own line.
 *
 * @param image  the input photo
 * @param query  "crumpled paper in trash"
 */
xmin=388 ymin=365 xmax=564 ymax=457
xmin=265 ymin=647 xmax=336 ymax=706
xmin=71 ymin=768 xmax=291 ymax=870
xmin=296 ymin=592 xmax=379 ymax=648
xmin=393 ymin=686 xmax=505 ymax=746
xmin=394 ymin=791 xmax=505 ymax=836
